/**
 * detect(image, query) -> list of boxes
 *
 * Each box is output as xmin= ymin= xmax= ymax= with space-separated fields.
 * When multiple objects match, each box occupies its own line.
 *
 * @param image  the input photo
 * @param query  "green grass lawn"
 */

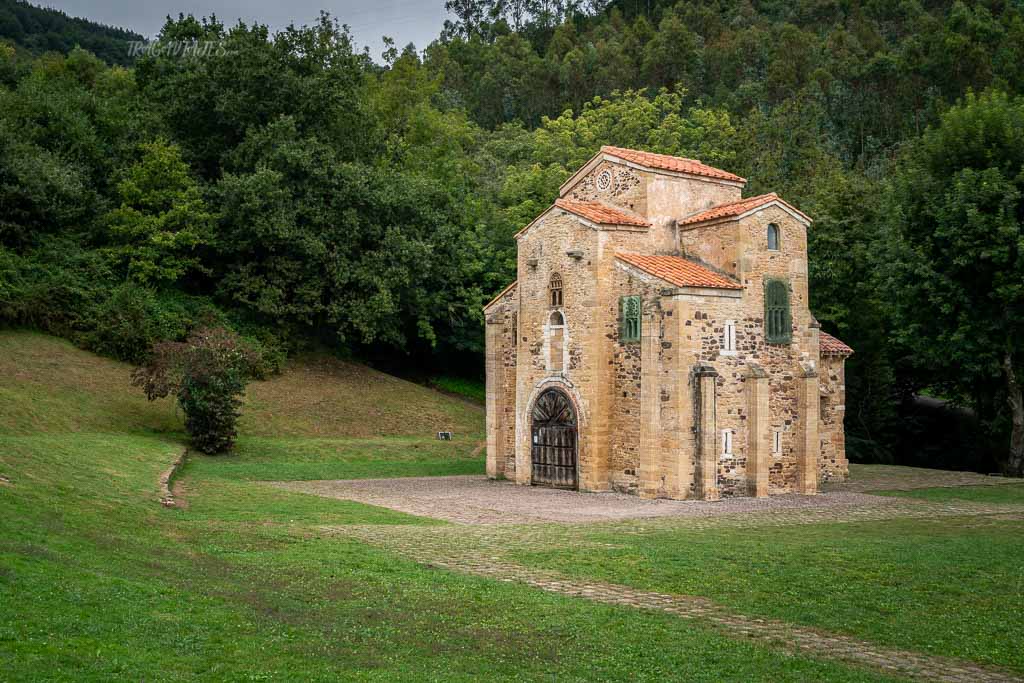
xmin=431 ymin=375 xmax=486 ymax=403
xmin=0 ymin=331 xmax=892 ymax=681
xmin=510 ymin=515 xmax=1024 ymax=673
xmin=203 ymin=435 xmax=484 ymax=482
xmin=873 ymin=482 xmax=1024 ymax=504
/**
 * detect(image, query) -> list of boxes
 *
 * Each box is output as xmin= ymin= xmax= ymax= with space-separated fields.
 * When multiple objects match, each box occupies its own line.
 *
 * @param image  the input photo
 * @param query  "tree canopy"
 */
xmin=2 ymin=0 xmax=1023 ymax=468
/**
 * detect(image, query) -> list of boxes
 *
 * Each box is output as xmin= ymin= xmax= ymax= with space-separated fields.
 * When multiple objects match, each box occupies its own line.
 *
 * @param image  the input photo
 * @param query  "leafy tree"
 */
xmin=135 ymin=14 xmax=368 ymax=178
xmin=640 ymin=10 xmax=703 ymax=91
xmin=0 ymin=0 xmax=143 ymax=66
xmin=102 ymin=140 xmax=213 ymax=284
xmin=883 ymin=90 xmax=1024 ymax=475
xmin=133 ymin=326 xmax=258 ymax=453
xmin=215 ymin=116 xmax=486 ymax=355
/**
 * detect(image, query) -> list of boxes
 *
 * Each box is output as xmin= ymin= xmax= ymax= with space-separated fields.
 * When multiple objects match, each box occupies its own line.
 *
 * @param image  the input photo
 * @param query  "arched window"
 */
xmin=767 ymin=223 xmax=780 ymax=251
xmin=548 ymin=310 xmax=565 ymax=373
xmin=764 ymin=278 xmax=792 ymax=344
xmin=549 ymin=273 xmax=563 ymax=307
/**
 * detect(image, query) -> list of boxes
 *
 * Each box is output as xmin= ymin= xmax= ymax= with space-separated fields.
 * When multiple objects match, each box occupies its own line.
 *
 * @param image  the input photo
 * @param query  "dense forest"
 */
xmin=0 ymin=0 xmax=142 ymax=65
xmin=0 ymin=0 xmax=1022 ymax=472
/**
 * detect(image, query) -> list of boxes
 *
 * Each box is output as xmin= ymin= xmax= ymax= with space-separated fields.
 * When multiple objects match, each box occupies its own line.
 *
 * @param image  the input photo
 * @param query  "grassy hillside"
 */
xmin=0 ymin=330 xmax=482 ymax=438
xmin=0 ymin=330 xmax=891 ymax=680
xmin=0 ymin=0 xmax=142 ymax=65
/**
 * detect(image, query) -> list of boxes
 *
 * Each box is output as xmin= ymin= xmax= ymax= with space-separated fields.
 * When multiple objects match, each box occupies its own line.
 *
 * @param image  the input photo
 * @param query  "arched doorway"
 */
xmin=531 ymin=388 xmax=578 ymax=489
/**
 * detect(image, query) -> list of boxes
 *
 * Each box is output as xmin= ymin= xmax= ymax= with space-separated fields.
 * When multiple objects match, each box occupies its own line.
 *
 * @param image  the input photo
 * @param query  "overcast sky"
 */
xmin=38 ymin=0 xmax=450 ymax=60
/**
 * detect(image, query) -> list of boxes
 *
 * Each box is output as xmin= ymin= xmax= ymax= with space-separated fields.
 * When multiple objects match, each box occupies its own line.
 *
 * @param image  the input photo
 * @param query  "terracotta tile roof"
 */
xmin=554 ymin=198 xmax=651 ymax=227
xmin=820 ymin=331 xmax=854 ymax=356
xmin=679 ymin=192 xmax=811 ymax=227
xmin=616 ymin=252 xmax=743 ymax=290
xmin=483 ymin=280 xmax=517 ymax=311
xmin=679 ymin=193 xmax=778 ymax=225
xmin=602 ymin=146 xmax=746 ymax=184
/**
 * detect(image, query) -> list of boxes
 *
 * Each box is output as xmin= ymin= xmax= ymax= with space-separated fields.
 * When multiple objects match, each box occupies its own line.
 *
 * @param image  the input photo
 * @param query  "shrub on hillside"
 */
xmin=84 ymin=283 xmax=193 ymax=363
xmin=132 ymin=326 xmax=258 ymax=454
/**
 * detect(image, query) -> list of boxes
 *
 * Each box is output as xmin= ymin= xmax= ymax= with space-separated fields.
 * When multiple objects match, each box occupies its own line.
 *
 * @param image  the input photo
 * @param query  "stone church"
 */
xmin=484 ymin=146 xmax=852 ymax=500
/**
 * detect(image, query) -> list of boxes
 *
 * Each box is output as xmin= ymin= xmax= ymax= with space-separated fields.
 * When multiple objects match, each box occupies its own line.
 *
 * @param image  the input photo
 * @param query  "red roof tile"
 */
xmin=616 ymin=253 xmax=742 ymax=290
xmin=602 ymin=146 xmax=746 ymax=184
xmin=554 ymin=198 xmax=651 ymax=227
xmin=679 ymin=193 xmax=811 ymax=226
xmin=820 ymin=331 xmax=854 ymax=356
xmin=679 ymin=193 xmax=777 ymax=225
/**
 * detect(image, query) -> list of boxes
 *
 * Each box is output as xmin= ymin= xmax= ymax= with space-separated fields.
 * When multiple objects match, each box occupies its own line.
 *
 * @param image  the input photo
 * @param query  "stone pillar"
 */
xmin=638 ymin=308 xmax=660 ymax=499
xmin=694 ymin=363 xmax=720 ymax=501
xmin=580 ymin=233 xmax=613 ymax=492
xmin=658 ymin=297 xmax=687 ymax=499
xmin=485 ymin=315 xmax=505 ymax=479
xmin=670 ymin=297 xmax=700 ymax=499
xmin=797 ymin=361 xmax=819 ymax=495
xmin=745 ymin=362 xmax=770 ymax=498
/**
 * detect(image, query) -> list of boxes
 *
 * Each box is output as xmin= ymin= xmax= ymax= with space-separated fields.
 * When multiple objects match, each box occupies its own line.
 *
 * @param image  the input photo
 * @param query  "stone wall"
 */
xmin=819 ymin=354 xmax=850 ymax=481
xmin=484 ymin=283 xmax=518 ymax=479
xmin=568 ymin=160 xmax=645 ymax=214
xmin=514 ymin=210 xmax=601 ymax=489
xmin=607 ymin=266 xmax=667 ymax=495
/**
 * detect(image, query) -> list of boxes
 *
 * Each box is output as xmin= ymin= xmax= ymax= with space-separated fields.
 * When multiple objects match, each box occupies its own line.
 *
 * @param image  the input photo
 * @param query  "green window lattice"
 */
xmin=620 ymin=295 xmax=641 ymax=343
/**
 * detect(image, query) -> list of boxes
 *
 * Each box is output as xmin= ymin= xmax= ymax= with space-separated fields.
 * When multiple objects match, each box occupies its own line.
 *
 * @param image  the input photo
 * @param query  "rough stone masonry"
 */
xmin=484 ymin=146 xmax=853 ymax=500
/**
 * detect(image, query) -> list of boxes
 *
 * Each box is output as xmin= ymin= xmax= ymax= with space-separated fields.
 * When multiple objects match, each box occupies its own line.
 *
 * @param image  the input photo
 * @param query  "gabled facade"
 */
xmin=484 ymin=146 xmax=852 ymax=499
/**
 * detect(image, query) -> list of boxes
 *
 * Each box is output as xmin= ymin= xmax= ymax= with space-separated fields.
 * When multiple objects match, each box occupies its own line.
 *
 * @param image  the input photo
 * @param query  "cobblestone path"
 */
xmin=275 ymin=464 xmax=1023 ymax=525
xmin=317 ymin=492 xmax=1024 ymax=683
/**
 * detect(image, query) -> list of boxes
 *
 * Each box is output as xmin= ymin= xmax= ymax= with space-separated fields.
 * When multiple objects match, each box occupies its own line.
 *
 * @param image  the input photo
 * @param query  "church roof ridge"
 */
xmin=600 ymin=146 xmax=747 ymax=184
xmin=679 ymin=192 xmax=811 ymax=227
xmin=553 ymin=198 xmax=651 ymax=227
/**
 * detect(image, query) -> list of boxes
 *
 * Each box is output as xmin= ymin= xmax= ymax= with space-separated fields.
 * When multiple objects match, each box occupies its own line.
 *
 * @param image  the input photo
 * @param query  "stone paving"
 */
xmin=273 ymin=474 xmax=906 ymax=524
xmin=273 ymin=464 xmax=1023 ymax=525
xmin=278 ymin=466 xmax=1024 ymax=682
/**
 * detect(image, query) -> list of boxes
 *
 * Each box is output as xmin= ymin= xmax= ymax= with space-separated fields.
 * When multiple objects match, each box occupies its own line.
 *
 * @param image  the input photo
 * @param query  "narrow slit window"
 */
xmin=767 ymin=223 xmax=780 ymax=251
xmin=549 ymin=273 xmax=563 ymax=307
xmin=620 ymin=296 xmax=641 ymax=343
xmin=772 ymin=430 xmax=782 ymax=456
xmin=723 ymin=320 xmax=736 ymax=354
xmin=722 ymin=429 xmax=733 ymax=456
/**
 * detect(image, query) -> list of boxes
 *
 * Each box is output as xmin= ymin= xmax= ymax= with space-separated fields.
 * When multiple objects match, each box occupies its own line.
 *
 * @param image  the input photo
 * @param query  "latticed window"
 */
xmin=767 ymin=223 xmax=781 ymax=250
xmin=764 ymin=279 xmax=792 ymax=344
xmin=620 ymin=295 xmax=641 ymax=342
xmin=549 ymin=273 xmax=563 ymax=307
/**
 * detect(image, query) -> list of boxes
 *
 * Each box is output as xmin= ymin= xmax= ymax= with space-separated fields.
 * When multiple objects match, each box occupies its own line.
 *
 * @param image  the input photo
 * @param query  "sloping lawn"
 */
xmin=510 ymin=514 xmax=1024 ymax=673
xmin=202 ymin=435 xmax=483 ymax=482
xmin=0 ymin=331 xmax=891 ymax=681
xmin=873 ymin=483 xmax=1024 ymax=504
xmin=0 ymin=433 xmax=895 ymax=681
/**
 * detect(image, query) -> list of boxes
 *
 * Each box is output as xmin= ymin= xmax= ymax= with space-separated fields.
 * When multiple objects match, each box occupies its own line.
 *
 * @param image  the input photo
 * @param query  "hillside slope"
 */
xmin=0 ymin=330 xmax=483 ymax=439
xmin=0 ymin=0 xmax=142 ymax=65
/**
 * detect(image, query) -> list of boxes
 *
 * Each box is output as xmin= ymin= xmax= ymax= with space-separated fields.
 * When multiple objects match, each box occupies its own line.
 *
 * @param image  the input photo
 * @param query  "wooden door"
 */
xmin=530 ymin=389 xmax=577 ymax=489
